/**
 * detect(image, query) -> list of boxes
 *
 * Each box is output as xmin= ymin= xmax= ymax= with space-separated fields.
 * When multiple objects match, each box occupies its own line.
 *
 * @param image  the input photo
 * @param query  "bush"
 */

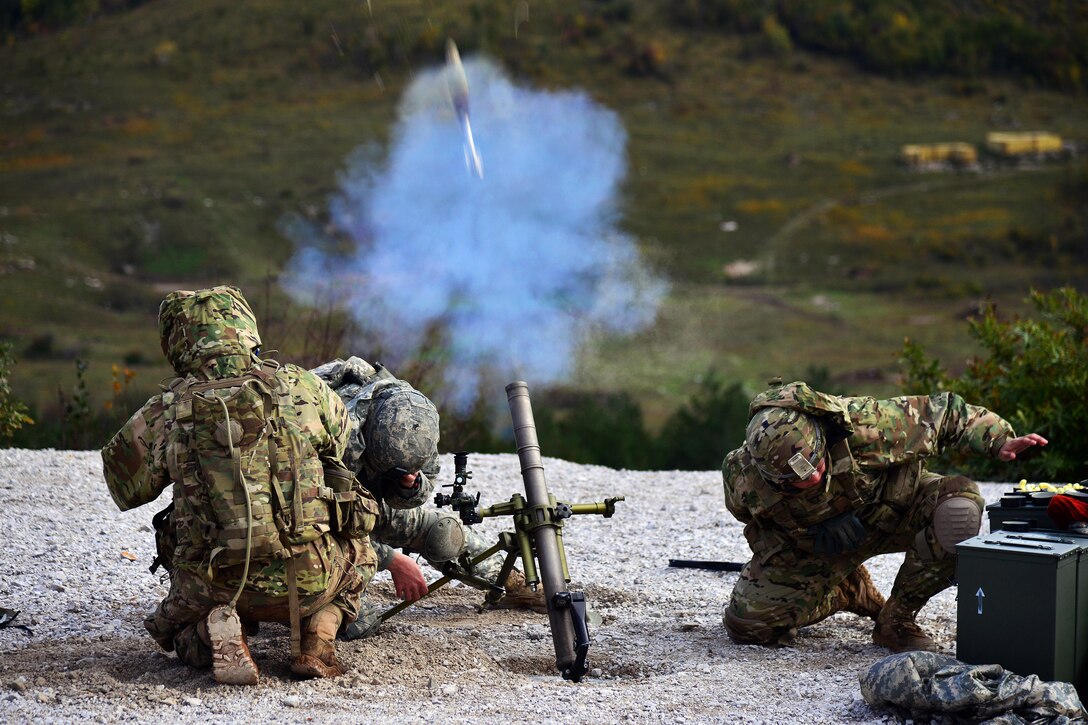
xmin=22 ymin=332 xmax=56 ymax=360
xmin=758 ymin=14 xmax=791 ymax=57
xmin=664 ymin=0 xmax=1088 ymax=91
xmin=899 ymin=287 xmax=1088 ymax=481
xmin=535 ymin=392 xmax=658 ymax=471
xmin=667 ymin=0 xmax=771 ymax=33
xmin=513 ymin=372 xmax=758 ymax=471
xmin=656 ymin=373 xmax=751 ymax=470
xmin=0 ymin=342 xmax=34 ymax=443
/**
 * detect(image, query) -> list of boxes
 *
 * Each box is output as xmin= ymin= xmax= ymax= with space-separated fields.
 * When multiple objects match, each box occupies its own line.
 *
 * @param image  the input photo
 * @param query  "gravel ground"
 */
xmin=0 ymin=448 xmax=1011 ymax=724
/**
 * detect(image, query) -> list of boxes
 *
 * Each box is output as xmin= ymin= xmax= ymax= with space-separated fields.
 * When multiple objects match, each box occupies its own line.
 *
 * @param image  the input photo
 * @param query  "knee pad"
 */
xmin=421 ymin=514 xmax=467 ymax=563
xmin=932 ymin=476 xmax=983 ymax=553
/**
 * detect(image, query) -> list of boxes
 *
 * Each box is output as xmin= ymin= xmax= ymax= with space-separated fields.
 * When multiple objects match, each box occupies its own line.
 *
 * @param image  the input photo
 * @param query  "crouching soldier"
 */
xmin=722 ymin=381 xmax=1047 ymax=652
xmin=102 ymin=287 xmax=379 ymax=685
xmin=312 ymin=357 xmax=545 ymax=640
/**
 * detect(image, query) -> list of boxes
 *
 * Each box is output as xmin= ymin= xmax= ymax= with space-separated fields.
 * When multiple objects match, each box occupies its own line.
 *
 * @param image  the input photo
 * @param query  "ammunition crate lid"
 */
xmin=957 ymin=530 xmax=1088 ymax=560
xmin=986 ymin=499 xmax=1063 ymax=532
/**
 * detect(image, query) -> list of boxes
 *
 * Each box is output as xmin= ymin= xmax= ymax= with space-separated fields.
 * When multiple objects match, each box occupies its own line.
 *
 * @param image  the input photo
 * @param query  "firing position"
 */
xmin=102 ymin=287 xmax=378 ymax=685
xmin=311 ymin=357 xmax=544 ymax=639
xmin=722 ymin=380 xmax=1047 ymax=651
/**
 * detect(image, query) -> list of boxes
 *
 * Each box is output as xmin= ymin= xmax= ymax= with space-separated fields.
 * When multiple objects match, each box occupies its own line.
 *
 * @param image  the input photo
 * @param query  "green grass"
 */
xmin=1 ymin=0 xmax=1085 ymax=439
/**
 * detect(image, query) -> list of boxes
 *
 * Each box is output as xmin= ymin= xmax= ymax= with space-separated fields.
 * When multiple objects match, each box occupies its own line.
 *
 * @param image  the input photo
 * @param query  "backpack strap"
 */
xmin=286 ymin=555 xmax=302 ymax=659
xmin=827 ymin=439 xmax=866 ymax=507
xmin=162 ymin=377 xmax=192 ymax=484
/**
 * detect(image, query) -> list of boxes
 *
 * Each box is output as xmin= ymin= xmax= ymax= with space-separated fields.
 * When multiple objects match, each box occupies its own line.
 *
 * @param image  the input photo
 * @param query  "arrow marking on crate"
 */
xmin=976 ymin=587 xmax=986 ymax=615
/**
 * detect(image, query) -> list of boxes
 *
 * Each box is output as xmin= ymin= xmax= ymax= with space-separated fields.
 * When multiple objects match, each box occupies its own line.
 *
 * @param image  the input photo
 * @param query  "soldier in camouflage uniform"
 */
xmin=102 ymin=287 xmax=378 ymax=685
xmin=311 ymin=357 xmax=544 ymax=640
xmin=722 ymin=381 xmax=1048 ymax=652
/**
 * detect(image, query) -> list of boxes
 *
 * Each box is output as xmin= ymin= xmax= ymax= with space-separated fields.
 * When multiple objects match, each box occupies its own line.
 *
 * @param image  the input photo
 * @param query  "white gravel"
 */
xmin=0 ymin=448 xmax=1011 ymax=723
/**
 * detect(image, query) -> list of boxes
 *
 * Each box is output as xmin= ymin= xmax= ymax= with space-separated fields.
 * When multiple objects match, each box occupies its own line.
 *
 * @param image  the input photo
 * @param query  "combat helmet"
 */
xmin=363 ymin=387 xmax=440 ymax=481
xmin=746 ymin=407 xmax=826 ymax=486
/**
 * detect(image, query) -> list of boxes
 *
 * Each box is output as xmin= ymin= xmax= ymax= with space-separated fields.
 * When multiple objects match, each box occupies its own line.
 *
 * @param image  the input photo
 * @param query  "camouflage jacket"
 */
xmin=722 ymin=382 xmax=1014 ymax=553
xmin=101 ymin=287 xmax=356 ymax=597
xmin=312 ymin=357 xmax=440 ymax=571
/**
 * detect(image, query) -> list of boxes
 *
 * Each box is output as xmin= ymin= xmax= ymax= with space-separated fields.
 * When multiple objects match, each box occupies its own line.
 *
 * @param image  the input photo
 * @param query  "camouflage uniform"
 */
xmin=722 ymin=382 xmax=1013 ymax=645
xmin=102 ymin=287 xmax=377 ymax=668
xmin=861 ymin=651 xmax=1087 ymax=722
xmin=312 ymin=357 xmax=504 ymax=580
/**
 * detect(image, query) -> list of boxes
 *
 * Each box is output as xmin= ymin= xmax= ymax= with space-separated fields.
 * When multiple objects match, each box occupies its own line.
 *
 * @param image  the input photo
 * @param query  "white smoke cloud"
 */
xmin=282 ymin=57 xmax=665 ymax=405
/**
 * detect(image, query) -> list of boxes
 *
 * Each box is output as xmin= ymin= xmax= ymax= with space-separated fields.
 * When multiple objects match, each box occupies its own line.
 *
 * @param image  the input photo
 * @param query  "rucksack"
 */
xmin=158 ymin=359 xmax=375 ymax=580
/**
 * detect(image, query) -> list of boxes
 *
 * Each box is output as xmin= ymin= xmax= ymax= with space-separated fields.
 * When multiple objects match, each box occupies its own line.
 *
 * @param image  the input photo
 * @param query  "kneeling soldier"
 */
xmin=722 ymin=381 xmax=1047 ymax=651
xmin=103 ymin=287 xmax=378 ymax=684
xmin=311 ymin=357 xmax=544 ymax=640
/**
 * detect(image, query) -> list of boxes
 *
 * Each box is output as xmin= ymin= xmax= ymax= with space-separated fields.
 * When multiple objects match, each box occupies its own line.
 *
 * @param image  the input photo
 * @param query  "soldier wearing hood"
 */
xmin=722 ymin=381 xmax=1047 ymax=651
xmin=102 ymin=287 xmax=377 ymax=685
xmin=311 ymin=357 xmax=544 ymax=640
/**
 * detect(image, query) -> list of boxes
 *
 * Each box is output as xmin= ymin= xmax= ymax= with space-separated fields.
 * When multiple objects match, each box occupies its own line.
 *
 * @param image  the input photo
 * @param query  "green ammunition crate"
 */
xmin=956 ymin=530 xmax=1088 ymax=696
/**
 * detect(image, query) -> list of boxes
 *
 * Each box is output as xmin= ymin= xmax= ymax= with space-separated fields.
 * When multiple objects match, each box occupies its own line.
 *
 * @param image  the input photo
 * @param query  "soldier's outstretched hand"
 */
xmin=998 ymin=433 xmax=1049 ymax=462
xmin=388 ymin=552 xmax=429 ymax=601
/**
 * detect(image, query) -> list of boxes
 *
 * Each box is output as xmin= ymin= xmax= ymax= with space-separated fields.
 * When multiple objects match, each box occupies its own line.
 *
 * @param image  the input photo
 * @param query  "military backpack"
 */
xmin=151 ymin=358 xmax=376 ymax=580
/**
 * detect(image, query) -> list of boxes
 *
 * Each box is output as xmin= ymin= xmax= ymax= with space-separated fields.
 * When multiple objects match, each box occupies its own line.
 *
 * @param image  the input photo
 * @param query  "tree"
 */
xmin=900 ymin=288 xmax=1088 ymax=480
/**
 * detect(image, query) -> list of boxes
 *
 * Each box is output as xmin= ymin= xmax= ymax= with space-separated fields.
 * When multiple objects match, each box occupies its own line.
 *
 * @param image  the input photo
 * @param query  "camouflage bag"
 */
xmin=322 ymin=458 xmax=379 ymax=540
xmin=163 ymin=358 xmax=343 ymax=575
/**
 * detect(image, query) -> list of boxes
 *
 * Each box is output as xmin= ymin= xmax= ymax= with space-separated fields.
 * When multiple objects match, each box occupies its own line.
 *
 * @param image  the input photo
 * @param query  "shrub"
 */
xmin=0 ymin=342 xmax=34 ymax=443
xmin=656 ymin=372 xmax=751 ymax=470
xmin=58 ymin=358 xmax=92 ymax=449
xmin=758 ymin=14 xmax=791 ymax=57
xmin=665 ymin=0 xmax=1088 ymax=91
xmin=899 ymin=287 xmax=1088 ymax=481
xmin=22 ymin=333 xmax=56 ymax=360
xmin=535 ymin=392 xmax=657 ymax=470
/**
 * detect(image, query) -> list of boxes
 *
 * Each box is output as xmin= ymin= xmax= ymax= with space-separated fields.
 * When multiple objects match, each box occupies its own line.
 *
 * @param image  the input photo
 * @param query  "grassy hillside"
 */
xmin=1 ymin=0 xmax=1085 ymax=450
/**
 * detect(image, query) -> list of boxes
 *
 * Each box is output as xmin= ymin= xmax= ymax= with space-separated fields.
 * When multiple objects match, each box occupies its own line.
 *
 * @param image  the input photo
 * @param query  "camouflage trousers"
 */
xmin=725 ymin=473 xmax=983 ymax=645
xmin=145 ymin=535 xmax=375 ymax=669
xmin=373 ymin=502 xmax=505 ymax=581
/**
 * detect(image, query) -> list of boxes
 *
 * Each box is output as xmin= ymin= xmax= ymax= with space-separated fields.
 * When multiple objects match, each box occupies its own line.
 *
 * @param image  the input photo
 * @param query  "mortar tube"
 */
xmin=505 ymin=381 xmax=577 ymax=675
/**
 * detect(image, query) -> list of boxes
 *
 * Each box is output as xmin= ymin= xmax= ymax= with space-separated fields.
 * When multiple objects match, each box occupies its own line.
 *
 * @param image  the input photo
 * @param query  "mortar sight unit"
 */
xmin=433 ymin=452 xmax=482 ymax=525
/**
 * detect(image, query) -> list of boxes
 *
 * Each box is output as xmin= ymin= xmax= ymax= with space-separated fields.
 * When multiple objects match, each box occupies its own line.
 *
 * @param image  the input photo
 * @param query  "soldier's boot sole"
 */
xmin=872 ymin=625 xmax=937 ymax=653
xmin=291 ymin=654 xmax=347 ymax=679
xmin=292 ymin=605 xmax=347 ymax=680
xmin=206 ymin=605 xmax=259 ymax=686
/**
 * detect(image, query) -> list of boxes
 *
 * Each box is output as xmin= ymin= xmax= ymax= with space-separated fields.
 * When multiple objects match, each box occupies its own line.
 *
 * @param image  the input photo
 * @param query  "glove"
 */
xmin=808 ymin=511 xmax=867 ymax=555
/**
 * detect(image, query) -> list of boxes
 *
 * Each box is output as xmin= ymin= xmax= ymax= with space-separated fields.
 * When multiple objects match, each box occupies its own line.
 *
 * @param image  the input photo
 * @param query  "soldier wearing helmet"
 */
xmin=722 ymin=381 xmax=1048 ymax=652
xmin=312 ymin=357 xmax=544 ymax=639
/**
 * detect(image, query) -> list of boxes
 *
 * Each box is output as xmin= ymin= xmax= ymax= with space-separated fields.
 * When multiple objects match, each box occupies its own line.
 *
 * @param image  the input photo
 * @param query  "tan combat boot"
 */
xmin=872 ymin=597 xmax=937 ymax=652
xmin=291 ymin=605 xmax=347 ymax=679
xmin=491 ymin=569 xmax=548 ymax=614
xmin=206 ymin=604 xmax=259 ymax=686
xmin=835 ymin=564 xmax=885 ymax=621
